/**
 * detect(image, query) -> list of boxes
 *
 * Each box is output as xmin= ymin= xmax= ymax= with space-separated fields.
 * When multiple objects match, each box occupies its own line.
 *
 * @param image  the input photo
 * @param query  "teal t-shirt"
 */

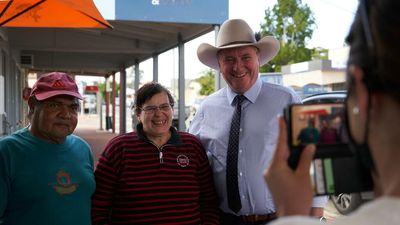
xmin=0 ymin=127 xmax=95 ymax=225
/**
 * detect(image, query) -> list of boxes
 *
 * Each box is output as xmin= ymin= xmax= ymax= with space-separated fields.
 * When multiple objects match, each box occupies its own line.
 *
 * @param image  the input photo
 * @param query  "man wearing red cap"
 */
xmin=0 ymin=72 xmax=95 ymax=225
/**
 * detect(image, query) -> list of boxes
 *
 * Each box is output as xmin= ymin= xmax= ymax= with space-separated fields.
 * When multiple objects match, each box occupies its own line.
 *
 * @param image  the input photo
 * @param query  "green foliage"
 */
xmin=311 ymin=47 xmax=329 ymax=60
xmin=259 ymin=0 xmax=326 ymax=72
xmin=195 ymin=70 xmax=215 ymax=96
xmin=98 ymin=81 xmax=120 ymax=98
xmin=98 ymin=83 xmax=106 ymax=97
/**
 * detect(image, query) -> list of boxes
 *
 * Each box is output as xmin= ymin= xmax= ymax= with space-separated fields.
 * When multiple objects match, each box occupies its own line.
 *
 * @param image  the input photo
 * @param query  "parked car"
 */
xmin=172 ymin=104 xmax=192 ymax=128
xmin=301 ymin=91 xmax=347 ymax=104
xmin=302 ymin=91 xmax=374 ymax=215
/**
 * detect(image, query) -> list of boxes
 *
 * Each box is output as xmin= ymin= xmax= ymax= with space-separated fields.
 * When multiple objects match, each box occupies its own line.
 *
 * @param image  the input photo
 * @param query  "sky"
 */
xmin=229 ymin=0 xmax=358 ymax=49
xmin=93 ymin=0 xmax=358 ymax=84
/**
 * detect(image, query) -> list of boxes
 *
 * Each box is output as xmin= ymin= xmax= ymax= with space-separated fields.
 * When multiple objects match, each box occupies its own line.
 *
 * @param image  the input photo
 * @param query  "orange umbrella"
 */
xmin=0 ymin=0 xmax=11 ymax=15
xmin=0 ymin=0 xmax=112 ymax=28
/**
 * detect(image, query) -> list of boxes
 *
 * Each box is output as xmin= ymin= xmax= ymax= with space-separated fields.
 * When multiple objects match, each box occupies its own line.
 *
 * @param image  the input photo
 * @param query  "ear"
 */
xmin=350 ymin=65 xmax=369 ymax=122
xmin=136 ymin=112 xmax=141 ymax=123
xmin=27 ymin=97 xmax=36 ymax=113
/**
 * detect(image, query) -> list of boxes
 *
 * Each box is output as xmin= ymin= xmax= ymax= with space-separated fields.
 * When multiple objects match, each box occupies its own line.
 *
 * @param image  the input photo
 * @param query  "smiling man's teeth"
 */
xmin=234 ymin=73 xmax=245 ymax=78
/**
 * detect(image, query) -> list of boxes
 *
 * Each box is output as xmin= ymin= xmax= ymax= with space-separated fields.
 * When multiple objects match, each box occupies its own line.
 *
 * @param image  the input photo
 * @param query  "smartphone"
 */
xmin=284 ymin=103 xmax=373 ymax=195
xmin=285 ymin=103 xmax=351 ymax=160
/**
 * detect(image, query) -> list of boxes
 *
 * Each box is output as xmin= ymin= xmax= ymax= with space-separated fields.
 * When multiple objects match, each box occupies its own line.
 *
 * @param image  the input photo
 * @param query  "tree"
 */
xmin=311 ymin=47 xmax=329 ymax=60
xmin=259 ymin=0 xmax=323 ymax=72
xmin=195 ymin=70 xmax=215 ymax=96
xmin=99 ymin=81 xmax=120 ymax=99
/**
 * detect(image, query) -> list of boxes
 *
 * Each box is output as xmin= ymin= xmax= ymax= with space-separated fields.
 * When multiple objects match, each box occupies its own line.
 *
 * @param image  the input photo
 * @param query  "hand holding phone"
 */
xmin=283 ymin=103 xmax=373 ymax=195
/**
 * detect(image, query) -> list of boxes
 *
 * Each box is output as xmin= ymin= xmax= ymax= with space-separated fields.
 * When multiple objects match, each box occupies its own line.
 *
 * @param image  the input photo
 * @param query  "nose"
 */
xmin=153 ymin=106 xmax=164 ymax=115
xmin=232 ymin=58 xmax=243 ymax=71
xmin=58 ymin=105 xmax=72 ymax=119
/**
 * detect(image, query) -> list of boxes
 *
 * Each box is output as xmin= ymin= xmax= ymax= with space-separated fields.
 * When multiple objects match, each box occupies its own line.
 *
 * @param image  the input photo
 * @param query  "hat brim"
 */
xmin=34 ymin=90 xmax=83 ymax=101
xmin=197 ymin=36 xmax=280 ymax=70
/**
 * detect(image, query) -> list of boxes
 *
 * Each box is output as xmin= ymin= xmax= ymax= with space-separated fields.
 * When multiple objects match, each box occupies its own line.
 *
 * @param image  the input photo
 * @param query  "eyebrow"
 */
xmin=143 ymin=102 xmax=170 ymax=107
xmin=48 ymin=99 xmax=79 ymax=105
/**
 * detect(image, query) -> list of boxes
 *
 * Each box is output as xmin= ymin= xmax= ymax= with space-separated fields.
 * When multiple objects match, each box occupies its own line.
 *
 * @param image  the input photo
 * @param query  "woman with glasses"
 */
xmin=91 ymin=82 xmax=219 ymax=225
xmin=264 ymin=0 xmax=400 ymax=224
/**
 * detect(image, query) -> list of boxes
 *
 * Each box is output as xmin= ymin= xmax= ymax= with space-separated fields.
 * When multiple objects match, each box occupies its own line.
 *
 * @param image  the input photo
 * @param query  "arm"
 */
xmin=91 ymin=145 xmax=119 ymax=225
xmin=195 ymin=139 xmax=220 ymax=225
xmin=188 ymin=104 xmax=203 ymax=137
xmin=264 ymin=117 xmax=316 ymax=217
xmin=0 ymin=152 xmax=8 ymax=224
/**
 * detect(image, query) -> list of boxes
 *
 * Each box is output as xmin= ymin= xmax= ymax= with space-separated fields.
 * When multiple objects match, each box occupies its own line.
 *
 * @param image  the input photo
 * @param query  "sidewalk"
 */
xmin=74 ymin=114 xmax=117 ymax=165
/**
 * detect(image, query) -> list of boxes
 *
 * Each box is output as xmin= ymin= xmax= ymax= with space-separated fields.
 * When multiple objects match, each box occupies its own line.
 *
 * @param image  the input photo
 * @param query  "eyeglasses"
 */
xmin=140 ymin=103 xmax=173 ymax=114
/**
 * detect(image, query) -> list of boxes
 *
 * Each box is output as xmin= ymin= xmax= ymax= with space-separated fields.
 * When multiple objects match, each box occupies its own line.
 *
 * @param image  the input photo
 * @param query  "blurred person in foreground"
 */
xmin=0 ymin=72 xmax=95 ymax=225
xmin=264 ymin=0 xmax=400 ymax=224
xmin=91 ymin=82 xmax=219 ymax=225
xmin=189 ymin=19 xmax=327 ymax=225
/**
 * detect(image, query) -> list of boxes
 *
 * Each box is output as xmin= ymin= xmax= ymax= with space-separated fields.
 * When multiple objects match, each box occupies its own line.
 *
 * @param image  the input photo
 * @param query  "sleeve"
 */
xmin=83 ymin=138 xmax=95 ymax=170
xmin=188 ymin=104 xmax=204 ymax=138
xmin=91 ymin=141 xmax=119 ymax=225
xmin=291 ymin=90 xmax=302 ymax=104
xmin=268 ymin=216 xmax=323 ymax=225
xmin=194 ymin=138 xmax=220 ymax=225
xmin=311 ymin=195 xmax=329 ymax=208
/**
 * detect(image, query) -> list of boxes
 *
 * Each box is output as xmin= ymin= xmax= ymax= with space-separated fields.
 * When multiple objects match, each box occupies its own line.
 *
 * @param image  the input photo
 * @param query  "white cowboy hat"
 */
xmin=197 ymin=19 xmax=280 ymax=70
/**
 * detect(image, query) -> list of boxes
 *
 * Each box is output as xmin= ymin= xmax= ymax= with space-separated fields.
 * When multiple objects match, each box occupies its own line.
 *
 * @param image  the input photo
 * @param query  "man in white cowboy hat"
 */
xmin=189 ymin=19 xmax=327 ymax=224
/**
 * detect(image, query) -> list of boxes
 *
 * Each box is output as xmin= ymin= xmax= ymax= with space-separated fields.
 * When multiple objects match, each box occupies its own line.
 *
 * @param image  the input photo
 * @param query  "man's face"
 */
xmin=30 ymin=96 xmax=79 ymax=144
xmin=218 ymin=46 xmax=260 ymax=93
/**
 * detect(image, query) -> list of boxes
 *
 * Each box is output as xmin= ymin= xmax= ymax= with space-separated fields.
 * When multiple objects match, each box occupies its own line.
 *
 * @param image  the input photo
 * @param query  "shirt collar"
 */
xmin=226 ymin=77 xmax=262 ymax=104
xmin=136 ymin=123 xmax=182 ymax=145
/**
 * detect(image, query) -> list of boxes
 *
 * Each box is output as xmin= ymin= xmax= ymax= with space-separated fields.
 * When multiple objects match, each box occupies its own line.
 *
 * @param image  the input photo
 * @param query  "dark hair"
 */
xmin=27 ymin=96 xmax=40 ymax=120
xmin=346 ymin=0 xmax=400 ymax=101
xmin=134 ymin=82 xmax=175 ymax=115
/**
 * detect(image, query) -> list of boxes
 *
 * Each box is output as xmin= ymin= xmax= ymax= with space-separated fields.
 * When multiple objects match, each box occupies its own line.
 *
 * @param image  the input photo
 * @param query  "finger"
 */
xmin=296 ymin=144 xmax=316 ymax=173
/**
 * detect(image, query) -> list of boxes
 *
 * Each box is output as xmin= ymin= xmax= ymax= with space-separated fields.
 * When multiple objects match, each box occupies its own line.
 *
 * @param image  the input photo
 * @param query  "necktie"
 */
xmin=226 ymin=95 xmax=245 ymax=213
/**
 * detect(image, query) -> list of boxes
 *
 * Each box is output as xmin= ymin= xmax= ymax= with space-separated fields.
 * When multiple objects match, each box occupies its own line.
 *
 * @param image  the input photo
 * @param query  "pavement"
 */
xmin=74 ymin=113 xmax=117 ymax=165
xmin=74 ymin=112 xmax=343 ymax=221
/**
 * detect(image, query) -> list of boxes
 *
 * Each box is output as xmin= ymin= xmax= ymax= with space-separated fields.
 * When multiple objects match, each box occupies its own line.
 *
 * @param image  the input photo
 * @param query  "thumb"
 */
xmin=296 ymin=144 xmax=316 ymax=173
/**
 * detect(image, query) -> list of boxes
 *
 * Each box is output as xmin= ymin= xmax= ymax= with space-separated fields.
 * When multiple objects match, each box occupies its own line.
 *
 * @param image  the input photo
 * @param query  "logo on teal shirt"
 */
xmin=48 ymin=170 xmax=79 ymax=195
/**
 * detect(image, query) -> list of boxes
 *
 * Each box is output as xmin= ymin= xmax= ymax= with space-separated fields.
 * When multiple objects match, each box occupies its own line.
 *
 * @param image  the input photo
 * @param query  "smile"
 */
xmin=55 ymin=123 xmax=70 ymax=128
xmin=232 ymin=72 xmax=246 ymax=78
xmin=152 ymin=120 xmax=167 ymax=126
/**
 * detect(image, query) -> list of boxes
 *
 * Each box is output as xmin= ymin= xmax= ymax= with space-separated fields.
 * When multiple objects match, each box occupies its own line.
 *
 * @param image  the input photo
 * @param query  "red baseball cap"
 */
xmin=30 ymin=72 xmax=83 ymax=101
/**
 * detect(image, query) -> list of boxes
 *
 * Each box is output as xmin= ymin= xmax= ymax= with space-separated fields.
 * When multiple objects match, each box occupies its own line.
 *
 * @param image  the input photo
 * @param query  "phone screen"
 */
xmin=289 ymin=103 xmax=346 ymax=147
xmin=285 ymin=103 xmax=351 ymax=168
xmin=284 ymin=103 xmax=374 ymax=195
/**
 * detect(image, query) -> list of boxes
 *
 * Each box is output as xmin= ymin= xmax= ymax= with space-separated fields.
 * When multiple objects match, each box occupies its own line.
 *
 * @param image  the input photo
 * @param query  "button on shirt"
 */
xmin=189 ymin=78 xmax=328 ymax=215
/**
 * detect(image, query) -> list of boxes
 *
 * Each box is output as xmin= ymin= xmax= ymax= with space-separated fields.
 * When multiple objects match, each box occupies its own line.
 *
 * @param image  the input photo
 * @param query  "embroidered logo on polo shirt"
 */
xmin=48 ymin=170 xmax=79 ymax=195
xmin=177 ymin=154 xmax=189 ymax=167
xmin=52 ymin=80 xmax=66 ymax=89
